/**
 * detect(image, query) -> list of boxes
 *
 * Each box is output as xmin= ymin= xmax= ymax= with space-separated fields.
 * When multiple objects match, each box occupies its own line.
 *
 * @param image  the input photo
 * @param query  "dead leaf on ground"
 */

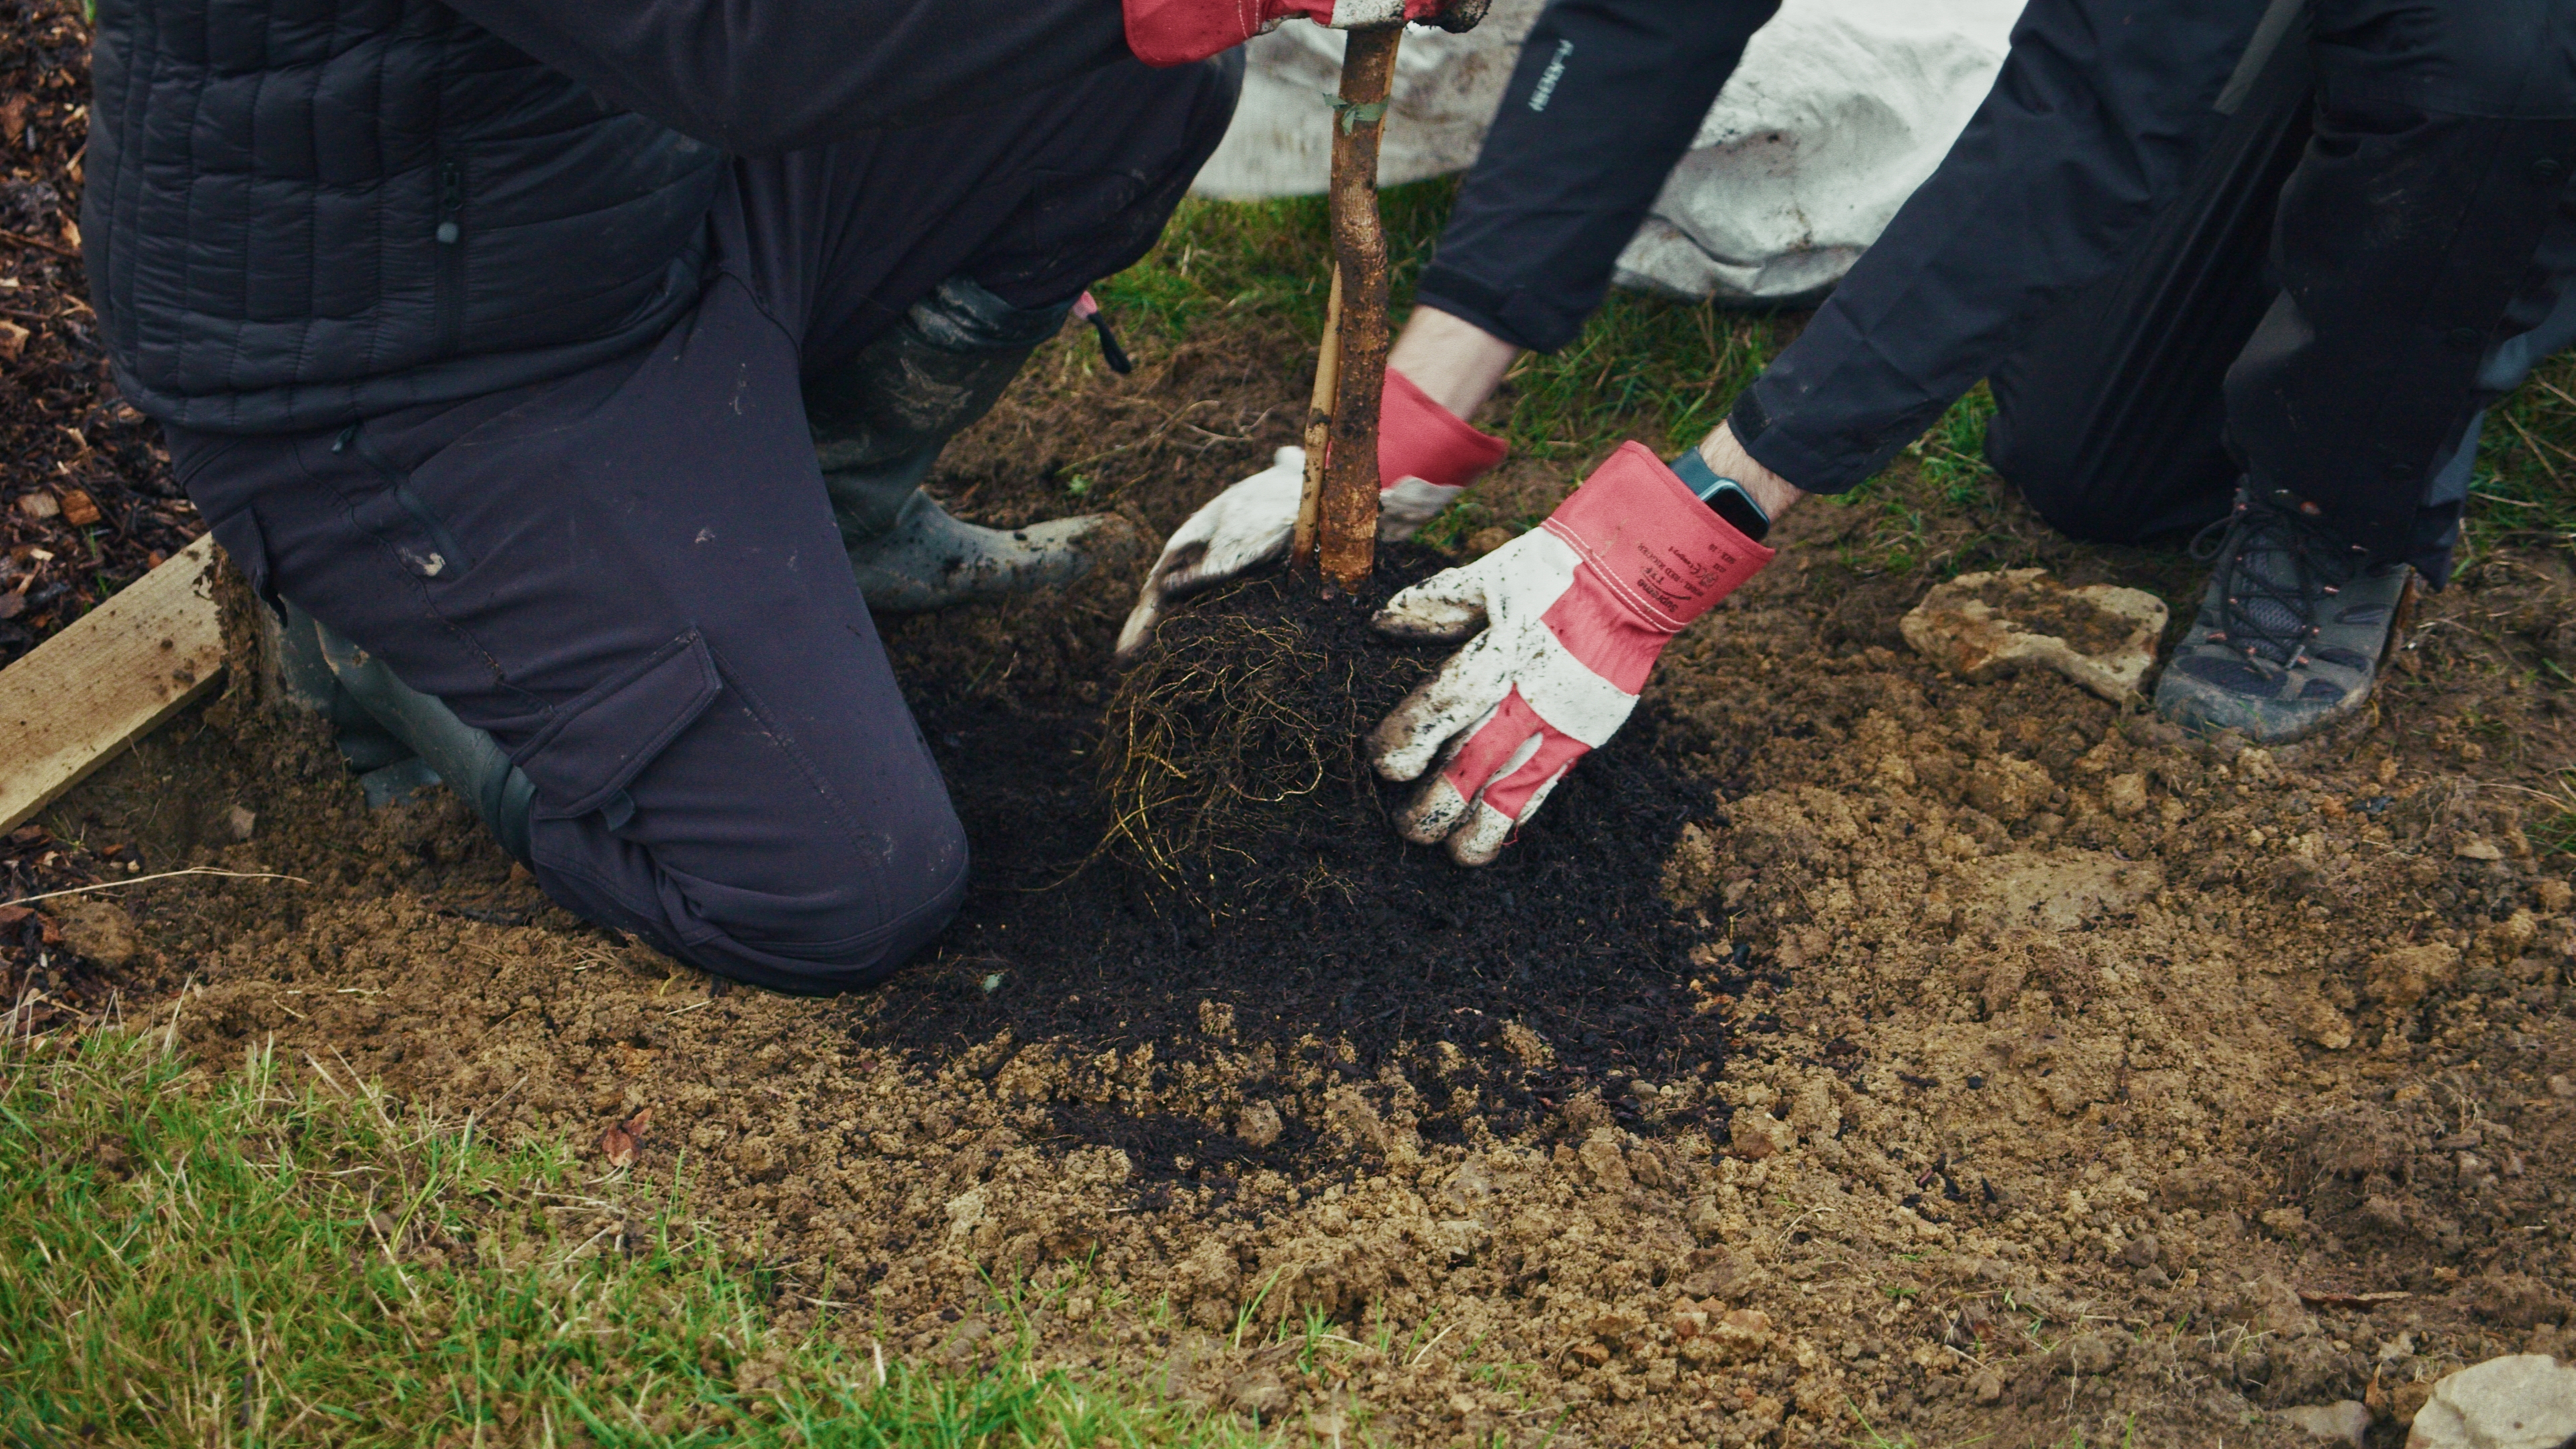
xmin=0 ymin=95 xmax=23 ymax=147
xmin=600 ymin=1106 xmax=654 ymax=1169
xmin=57 ymin=488 xmax=97 ymax=527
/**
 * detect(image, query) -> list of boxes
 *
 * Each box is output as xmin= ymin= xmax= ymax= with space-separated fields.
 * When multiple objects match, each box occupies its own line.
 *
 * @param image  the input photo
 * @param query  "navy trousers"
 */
xmin=169 ymin=56 xmax=1240 ymax=993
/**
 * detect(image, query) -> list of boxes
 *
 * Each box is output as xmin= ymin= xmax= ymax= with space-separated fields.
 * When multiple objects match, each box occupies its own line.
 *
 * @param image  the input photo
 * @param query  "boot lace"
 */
xmin=2186 ymin=496 xmax=2368 ymax=669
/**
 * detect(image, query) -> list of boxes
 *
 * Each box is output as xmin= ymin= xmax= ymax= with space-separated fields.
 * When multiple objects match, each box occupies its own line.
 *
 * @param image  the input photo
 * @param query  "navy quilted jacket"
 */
xmin=84 ymin=0 xmax=1131 ymax=434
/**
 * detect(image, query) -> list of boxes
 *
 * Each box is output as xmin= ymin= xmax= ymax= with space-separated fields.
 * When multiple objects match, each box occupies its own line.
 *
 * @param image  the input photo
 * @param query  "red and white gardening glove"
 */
xmin=1125 ymin=0 xmax=1491 ymax=66
xmin=1116 ymin=368 xmax=1505 ymax=657
xmin=1366 ymin=441 xmax=1772 ymax=865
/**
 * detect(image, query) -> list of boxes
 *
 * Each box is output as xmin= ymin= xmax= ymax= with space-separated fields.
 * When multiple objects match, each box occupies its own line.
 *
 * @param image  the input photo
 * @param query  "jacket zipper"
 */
xmin=433 ymin=156 xmax=465 ymax=358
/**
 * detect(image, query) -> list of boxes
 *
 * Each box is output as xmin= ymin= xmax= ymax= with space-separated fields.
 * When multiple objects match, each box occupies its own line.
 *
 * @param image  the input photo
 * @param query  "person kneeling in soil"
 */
xmin=1129 ymin=0 xmax=2576 ymax=865
xmin=85 ymin=0 xmax=1472 ymax=990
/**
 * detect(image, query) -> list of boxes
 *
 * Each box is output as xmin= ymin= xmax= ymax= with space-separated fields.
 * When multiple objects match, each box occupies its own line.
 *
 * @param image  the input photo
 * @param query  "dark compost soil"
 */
xmin=873 ymin=553 xmax=1749 ymax=1177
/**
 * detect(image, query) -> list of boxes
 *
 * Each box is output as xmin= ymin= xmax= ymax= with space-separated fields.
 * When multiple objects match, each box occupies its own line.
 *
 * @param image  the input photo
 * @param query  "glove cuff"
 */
xmin=1541 ymin=441 xmax=1774 ymax=631
xmin=1124 ymin=0 xmax=1275 ymax=66
xmin=1380 ymin=366 xmax=1508 ymax=494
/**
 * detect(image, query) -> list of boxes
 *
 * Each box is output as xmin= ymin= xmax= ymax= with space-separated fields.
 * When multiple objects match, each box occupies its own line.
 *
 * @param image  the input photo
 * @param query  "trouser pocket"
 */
xmin=334 ymin=422 xmax=478 ymax=581
xmin=511 ymin=630 xmax=723 ymax=832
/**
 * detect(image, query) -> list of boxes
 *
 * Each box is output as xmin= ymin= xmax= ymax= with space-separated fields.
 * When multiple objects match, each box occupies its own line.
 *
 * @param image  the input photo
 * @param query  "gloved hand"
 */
xmin=1125 ymin=0 xmax=1491 ymax=67
xmin=1366 ymin=441 xmax=1773 ymax=864
xmin=1116 ymin=368 xmax=1505 ymax=658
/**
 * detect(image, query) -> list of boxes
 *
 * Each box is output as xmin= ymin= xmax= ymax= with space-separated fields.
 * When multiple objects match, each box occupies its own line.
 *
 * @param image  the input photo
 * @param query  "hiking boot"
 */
xmin=806 ymin=276 xmax=1136 ymax=612
xmin=2153 ymin=489 xmax=2414 ymax=743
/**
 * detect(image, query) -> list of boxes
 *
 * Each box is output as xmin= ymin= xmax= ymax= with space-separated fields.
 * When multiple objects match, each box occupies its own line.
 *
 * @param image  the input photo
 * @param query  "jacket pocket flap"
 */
xmin=514 ymin=631 xmax=721 ymax=820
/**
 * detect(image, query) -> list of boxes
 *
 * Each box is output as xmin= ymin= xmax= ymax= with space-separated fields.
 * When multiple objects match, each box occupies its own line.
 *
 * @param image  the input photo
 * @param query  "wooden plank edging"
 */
xmin=0 ymin=533 xmax=226 ymax=833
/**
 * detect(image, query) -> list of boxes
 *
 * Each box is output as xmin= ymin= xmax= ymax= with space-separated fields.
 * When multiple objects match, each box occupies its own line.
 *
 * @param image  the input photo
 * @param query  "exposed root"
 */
xmin=1097 ymin=575 xmax=1395 ymax=906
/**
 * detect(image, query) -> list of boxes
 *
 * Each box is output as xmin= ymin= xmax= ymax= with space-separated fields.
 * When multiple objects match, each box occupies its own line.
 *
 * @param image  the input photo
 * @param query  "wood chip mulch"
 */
xmin=1 ymin=0 xmax=201 ymax=674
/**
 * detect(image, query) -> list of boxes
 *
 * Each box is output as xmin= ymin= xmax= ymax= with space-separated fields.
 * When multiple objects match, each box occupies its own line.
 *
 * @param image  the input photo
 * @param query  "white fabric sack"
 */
xmin=1190 ymin=0 xmax=2025 ymax=304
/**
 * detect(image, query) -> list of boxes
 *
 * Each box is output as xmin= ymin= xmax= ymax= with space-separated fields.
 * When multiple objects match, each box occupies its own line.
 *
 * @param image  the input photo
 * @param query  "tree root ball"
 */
xmin=1096 ymin=557 xmax=1441 ymax=910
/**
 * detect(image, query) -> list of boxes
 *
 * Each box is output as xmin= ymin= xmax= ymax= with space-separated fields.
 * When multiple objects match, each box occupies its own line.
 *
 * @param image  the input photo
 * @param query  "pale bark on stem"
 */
xmin=1292 ymin=264 xmax=1342 ymax=569
xmin=1314 ymin=23 xmax=1401 ymax=592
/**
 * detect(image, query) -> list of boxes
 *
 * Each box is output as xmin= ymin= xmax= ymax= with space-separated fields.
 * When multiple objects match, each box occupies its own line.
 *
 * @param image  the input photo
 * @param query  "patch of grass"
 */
xmin=2466 ymin=352 xmax=2576 ymax=568
xmin=1092 ymin=179 xmax=1461 ymax=347
xmin=2520 ymin=769 xmax=2576 ymax=857
xmin=1097 ymin=182 xmax=1794 ymax=472
xmin=0 ymin=1027 xmax=1265 ymax=1447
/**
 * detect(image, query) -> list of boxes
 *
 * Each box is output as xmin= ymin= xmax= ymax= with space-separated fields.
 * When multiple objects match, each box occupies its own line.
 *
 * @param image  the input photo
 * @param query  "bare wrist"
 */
xmin=1696 ymin=421 xmax=1807 ymax=521
xmin=1387 ymin=307 xmax=1521 ymax=422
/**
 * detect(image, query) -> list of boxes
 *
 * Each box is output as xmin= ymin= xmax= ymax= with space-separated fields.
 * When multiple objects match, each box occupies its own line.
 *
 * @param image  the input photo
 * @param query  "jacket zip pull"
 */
xmin=435 ymin=160 xmax=462 ymax=245
xmin=1070 ymin=291 xmax=1132 ymax=376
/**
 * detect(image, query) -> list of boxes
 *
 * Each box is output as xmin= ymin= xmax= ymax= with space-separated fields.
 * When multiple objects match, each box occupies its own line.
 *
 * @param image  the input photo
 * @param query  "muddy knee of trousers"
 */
xmin=528 ymin=793 xmax=969 ymax=997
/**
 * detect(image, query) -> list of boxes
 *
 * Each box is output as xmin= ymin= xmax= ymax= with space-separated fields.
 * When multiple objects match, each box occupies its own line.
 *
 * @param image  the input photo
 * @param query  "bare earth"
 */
xmin=37 ymin=317 xmax=2576 ymax=1448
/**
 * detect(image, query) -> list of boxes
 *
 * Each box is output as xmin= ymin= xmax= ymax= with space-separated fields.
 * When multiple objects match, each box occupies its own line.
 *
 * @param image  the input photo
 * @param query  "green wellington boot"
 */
xmin=309 ymin=619 xmax=537 ymax=861
xmin=805 ymin=277 xmax=1136 ymax=612
xmin=2153 ymin=488 xmax=2415 ymax=744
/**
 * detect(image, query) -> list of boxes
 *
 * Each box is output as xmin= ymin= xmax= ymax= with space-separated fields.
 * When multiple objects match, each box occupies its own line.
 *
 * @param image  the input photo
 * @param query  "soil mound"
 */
xmin=881 ymin=552 xmax=1744 ymax=1172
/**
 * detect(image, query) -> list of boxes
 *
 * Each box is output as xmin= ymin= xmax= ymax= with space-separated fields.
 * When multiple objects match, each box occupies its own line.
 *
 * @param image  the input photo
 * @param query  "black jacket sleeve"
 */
xmin=1414 ymin=0 xmax=1782 ymax=353
xmin=442 ymin=0 xmax=1134 ymax=156
xmin=1728 ymin=0 xmax=2268 ymax=494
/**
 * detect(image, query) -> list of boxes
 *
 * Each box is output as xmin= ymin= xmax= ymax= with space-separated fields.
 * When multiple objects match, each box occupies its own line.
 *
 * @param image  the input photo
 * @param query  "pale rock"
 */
xmin=54 ymin=898 xmax=142 ymax=970
xmin=1900 ymin=568 xmax=2168 ymax=702
xmin=2106 ymin=771 xmax=2151 ymax=818
xmin=2280 ymin=1400 xmax=2373 ymax=1448
xmin=943 ymin=1186 xmax=989 ymax=1241
xmin=1730 ymin=1110 xmax=1795 ymax=1161
xmin=1235 ymin=1100 xmax=1283 ymax=1149
xmin=2406 ymin=1355 xmax=2576 ymax=1449
xmin=1578 ymin=1127 xmax=1632 ymax=1188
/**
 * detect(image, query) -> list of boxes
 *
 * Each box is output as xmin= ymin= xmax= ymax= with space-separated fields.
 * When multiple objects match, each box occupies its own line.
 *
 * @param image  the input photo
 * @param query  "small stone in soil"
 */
xmin=2276 ymin=1400 xmax=2371 ymax=1448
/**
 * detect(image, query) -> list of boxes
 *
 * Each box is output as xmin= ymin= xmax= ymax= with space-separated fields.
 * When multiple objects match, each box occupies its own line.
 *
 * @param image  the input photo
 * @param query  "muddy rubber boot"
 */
xmin=2153 ymin=487 xmax=2414 ymax=744
xmin=275 ymin=601 xmax=421 ymax=775
xmin=805 ymin=276 xmax=1136 ymax=613
xmin=313 ymin=621 xmax=537 ymax=863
